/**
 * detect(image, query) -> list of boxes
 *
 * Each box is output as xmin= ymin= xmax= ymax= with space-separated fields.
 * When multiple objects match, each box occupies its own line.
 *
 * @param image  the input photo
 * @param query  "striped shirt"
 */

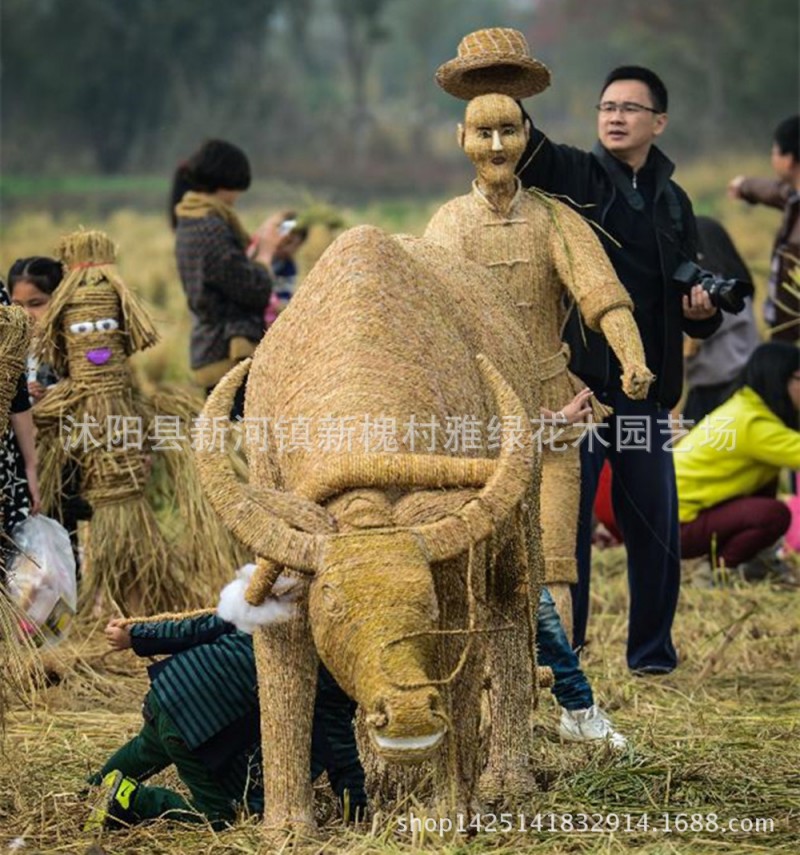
xmin=131 ymin=614 xmax=257 ymax=750
xmin=130 ymin=614 xmax=366 ymax=804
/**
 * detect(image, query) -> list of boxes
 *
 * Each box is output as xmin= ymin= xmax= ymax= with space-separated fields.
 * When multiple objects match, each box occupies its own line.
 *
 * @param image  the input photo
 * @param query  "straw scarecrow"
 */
xmin=34 ymin=229 xmax=244 ymax=615
xmin=0 ymin=302 xmax=31 ymax=542
xmin=427 ymin=29 xmax=654 ymax=637
xmin=0 ymin=299 xmax=32 ymax=727
xmin=196 ymin=225 xmax=547 ymax=829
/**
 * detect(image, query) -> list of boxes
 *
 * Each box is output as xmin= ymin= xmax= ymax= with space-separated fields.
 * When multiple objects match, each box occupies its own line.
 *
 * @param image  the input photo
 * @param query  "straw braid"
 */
xmin=0 ymin=306 xmax=31 ymax=435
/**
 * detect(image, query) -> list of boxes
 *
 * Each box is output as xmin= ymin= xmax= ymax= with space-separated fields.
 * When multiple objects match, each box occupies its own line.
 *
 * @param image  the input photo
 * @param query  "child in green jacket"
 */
xmin=85 ymin=612 xmax=365 ymax=830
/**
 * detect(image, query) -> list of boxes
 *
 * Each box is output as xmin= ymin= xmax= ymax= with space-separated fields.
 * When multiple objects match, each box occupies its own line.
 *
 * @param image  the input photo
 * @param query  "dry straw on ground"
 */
xmin=1 ymin=552 xmax=798 ymax=853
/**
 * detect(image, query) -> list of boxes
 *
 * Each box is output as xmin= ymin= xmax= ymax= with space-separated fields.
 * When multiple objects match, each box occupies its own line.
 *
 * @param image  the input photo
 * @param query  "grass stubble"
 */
xmin=1 ymin=547 xmax=797 ymax=854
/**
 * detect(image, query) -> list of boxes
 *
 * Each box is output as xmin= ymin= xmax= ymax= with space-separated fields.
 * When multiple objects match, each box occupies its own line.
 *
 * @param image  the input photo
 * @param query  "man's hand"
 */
xmin=727 ymin=175 xmax=745 ymax=200
xmin=105 ymin=618 xmax=132 ymax=651
xmin=27 ymin=381 xmax=48 ymax=402
xmin=682 ymin=284 xmax=717 ymax=321
xmin=541 ymin=387 xmax=594 ymax=425
xmin=621 ymin=362 xmax=655 ymax=400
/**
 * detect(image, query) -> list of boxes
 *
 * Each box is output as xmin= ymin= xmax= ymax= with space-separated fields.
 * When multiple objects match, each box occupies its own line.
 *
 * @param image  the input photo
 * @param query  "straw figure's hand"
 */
xmin=105 ymin=618 xmax=132 ymax=651
xmin=621 ymin=363 xmax=655 ymax=400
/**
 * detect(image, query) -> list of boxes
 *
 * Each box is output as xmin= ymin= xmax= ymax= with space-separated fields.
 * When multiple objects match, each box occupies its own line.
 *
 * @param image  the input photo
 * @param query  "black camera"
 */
xmin=673 ymin=260 xmax=754 ymax=315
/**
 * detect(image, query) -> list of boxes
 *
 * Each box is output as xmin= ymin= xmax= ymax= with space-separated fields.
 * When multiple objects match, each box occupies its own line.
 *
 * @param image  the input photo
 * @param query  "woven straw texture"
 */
xmin=32 ymin=229 xmax=245 ymax=615
xmin=196 ymin=225 xmax=546 ymax=827
xmin=425 ymin=104 xmax=652 ymax=593
xmin=424 ymin=185 xmax=613 ymax=587
xmin=435 ymin=28 xmax=551 ymax=100
xmin=0 ymin=305 xmax=32 ymax=542
xmin=0 ymin=306 xmax=30 ymax=438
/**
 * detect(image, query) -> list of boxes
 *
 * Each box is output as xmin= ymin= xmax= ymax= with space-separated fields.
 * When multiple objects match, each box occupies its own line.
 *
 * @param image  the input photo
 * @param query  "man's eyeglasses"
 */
xmin=596 ymin=101 xmax=662 ymax=115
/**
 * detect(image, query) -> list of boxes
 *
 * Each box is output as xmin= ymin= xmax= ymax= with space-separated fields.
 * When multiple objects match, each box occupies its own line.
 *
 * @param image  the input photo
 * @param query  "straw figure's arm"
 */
xmin=31 ymin=380 xmax=77 ymax=515
xmin=550 ymin=201 xmax=654 ymax=400
xmin=598 ymin=308 xmax=654 ymax=400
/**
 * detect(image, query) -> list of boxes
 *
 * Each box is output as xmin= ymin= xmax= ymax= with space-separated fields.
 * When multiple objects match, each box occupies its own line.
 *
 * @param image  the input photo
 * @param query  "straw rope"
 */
xmin=113 ymin=608 xmax=215 ymax=627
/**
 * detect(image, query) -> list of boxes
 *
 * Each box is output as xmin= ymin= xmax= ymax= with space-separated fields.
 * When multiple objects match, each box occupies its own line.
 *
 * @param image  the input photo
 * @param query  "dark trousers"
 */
xmin=680 ymin=496 xmax=791 ymax=567
xmin=574 ymin=389 xmax=680 ymax=673
xmin=93 ymin=694 xmax=261 ymax=827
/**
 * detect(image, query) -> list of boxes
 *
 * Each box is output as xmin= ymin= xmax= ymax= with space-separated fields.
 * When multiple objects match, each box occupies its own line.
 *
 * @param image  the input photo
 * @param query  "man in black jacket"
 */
xmin=517 ymin=65 xmax=721 ymax=674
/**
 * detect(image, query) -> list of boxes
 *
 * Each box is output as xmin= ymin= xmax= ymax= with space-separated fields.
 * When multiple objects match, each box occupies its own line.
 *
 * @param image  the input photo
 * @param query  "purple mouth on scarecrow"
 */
xmin=86 ymin=348 xmax=112 ymax=365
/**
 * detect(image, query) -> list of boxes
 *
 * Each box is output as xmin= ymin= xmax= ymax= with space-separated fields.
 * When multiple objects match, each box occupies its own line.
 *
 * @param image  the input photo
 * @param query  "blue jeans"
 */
xmin=537 ymin=587 xmax=593 ymax=710
xmin=574 ymin=389 xmax=680 ymax=673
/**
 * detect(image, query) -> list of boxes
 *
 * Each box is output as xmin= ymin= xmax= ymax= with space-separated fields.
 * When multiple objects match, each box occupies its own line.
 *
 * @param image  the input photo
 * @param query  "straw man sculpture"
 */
xmin=34 ymin=230 xmax=243 ymax=614
xmin=426 ymin=30 xmax=653 ymax=637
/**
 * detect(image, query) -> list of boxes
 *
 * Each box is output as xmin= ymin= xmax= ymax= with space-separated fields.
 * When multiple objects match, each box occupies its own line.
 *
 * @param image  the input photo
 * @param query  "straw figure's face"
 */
xmin=459 ymin=93 xmax=530 ymax=186
xmin=40 ymin=229 xmax=158 ymax=379
xmin=308 ymin=530 xmax=446 ymax=762
xmin=61 ymin=282 xmax=127 ymax=380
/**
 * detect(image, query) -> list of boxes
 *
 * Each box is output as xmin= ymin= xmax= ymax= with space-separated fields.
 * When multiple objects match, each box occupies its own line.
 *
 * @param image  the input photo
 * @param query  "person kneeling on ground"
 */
xmin=537 ymin=586 xmax=627 ymax=750
xmin=676 ymin=342 xmax=800 ymax=583
xmin=85 ymin=610 xmax=366 ymax=831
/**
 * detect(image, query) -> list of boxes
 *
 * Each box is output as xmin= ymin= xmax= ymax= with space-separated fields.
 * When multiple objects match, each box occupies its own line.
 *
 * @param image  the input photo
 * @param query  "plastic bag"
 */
xmin=7 ymin=515 xmax=77 ymax=646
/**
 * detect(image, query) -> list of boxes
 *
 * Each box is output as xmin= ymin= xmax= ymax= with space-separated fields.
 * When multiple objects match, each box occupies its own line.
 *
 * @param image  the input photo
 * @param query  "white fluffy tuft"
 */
xmin=217 ymin=563 xmax=299 ymax=633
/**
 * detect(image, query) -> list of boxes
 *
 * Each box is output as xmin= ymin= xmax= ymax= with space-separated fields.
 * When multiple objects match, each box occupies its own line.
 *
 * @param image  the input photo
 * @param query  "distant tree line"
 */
xmin=1 ymin=0 xmax=797 ymax=197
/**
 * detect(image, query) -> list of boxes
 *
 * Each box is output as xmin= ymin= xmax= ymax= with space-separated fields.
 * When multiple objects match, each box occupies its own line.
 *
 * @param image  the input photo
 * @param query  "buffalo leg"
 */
xmin=431 ymin=551 xmax=486 ymax=816
xmin=482 ymin=532 xmax=537 ymax=801
xmin=254 ymin=577 xmax=318 ymax=833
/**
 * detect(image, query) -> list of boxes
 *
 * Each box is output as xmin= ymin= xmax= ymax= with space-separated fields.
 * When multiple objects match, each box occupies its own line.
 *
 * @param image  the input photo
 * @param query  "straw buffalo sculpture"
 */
xmin=197 ymin=225 xmax=547 ymax=829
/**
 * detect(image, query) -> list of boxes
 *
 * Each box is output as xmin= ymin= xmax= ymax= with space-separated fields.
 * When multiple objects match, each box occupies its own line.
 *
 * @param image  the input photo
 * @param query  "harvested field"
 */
xmin=2 ymin=547 xmax=798 ymax=854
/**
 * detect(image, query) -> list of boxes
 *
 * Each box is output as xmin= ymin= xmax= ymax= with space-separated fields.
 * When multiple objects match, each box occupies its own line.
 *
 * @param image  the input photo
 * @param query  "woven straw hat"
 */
xmin=435 ymin=28 xmax=551 ymax=100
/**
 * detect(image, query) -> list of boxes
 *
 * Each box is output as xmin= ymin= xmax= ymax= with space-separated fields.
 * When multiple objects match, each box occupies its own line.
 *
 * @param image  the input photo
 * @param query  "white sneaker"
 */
xmin=559 ymin=705 xmax=628 ymax=750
